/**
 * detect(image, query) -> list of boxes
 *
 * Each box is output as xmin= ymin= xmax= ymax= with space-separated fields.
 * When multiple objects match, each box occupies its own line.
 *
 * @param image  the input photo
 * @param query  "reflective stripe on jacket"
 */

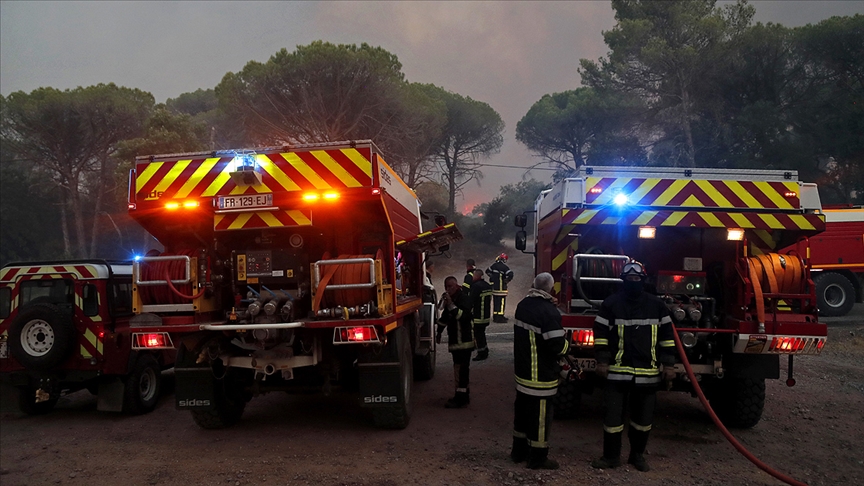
xmin=470 ymin=279 xmax=493 ymax=325
xmin=486 ymin=261 xmax=514 ymax=292
xmin=437 ymin=288 xmax=475 ymax=351
xmin=593 ymin=291 xmax=675 ymax=382
xmin=514 ymin=292 xmax=569 ymax=396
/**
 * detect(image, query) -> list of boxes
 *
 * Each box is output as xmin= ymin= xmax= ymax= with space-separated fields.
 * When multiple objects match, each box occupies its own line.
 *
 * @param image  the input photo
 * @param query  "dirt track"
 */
xmin=1 ymin=249 xmax=863 ymax=486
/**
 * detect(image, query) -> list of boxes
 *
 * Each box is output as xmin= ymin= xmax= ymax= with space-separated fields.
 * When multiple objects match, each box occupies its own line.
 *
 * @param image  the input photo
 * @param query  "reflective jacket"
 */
xmin=437 ymin=288 xmax=475 ymax=351
xmin=469 ymin=279 xmax=493 ymax=326
xmin=463 ymin=268 xmax=477 ymax=290
xmin=486 ymin=261 xmax=514 ymax=293
xmin=593 ymin=291 xmax=675 ymax=386
xmin=514 ymin=290 xmax=569 ymax=396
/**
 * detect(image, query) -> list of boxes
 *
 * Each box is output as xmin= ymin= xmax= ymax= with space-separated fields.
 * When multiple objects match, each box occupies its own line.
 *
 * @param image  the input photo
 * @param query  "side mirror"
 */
xmin=515 ymin=231 xmax=527 ymax=251
xmin=434 ymin=215 xmax=447 ymax=227
xmin=514 ymin=214 xmax=527 ymax=228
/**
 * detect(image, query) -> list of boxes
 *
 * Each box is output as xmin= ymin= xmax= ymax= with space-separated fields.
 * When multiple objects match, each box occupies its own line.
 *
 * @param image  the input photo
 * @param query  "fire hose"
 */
xmin=670 ymin=323 xmax=807 ymax=486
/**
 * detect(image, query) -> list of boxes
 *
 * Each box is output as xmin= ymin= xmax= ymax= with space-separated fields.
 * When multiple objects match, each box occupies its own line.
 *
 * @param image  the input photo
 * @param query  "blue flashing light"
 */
xmin=133 ymin=255 xmax=142 ymax=262
xmin=613 ymin=193 xmax=629 ymax=206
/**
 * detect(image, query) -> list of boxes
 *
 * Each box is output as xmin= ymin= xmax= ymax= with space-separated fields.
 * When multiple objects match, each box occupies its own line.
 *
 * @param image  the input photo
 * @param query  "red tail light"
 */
xmin=132 ymin=332 xmax=173 ymax=349
xmin=572 ymin=329 xmax=594 ymax=347
xmin=334 ymin=326 xmax=380 ymax=344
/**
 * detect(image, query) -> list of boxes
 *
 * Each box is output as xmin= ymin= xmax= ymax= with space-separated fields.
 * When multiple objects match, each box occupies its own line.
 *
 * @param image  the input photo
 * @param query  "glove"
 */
xmin=662 ymin=365 xmax=677 ymax=382
xmin=595 ymin=363 xmax=609 ymax=379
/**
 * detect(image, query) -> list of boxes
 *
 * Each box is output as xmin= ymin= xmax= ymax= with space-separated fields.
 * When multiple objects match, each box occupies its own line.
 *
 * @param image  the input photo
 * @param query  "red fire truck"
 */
xmin=126 ymin=140 xmax=459 ymax=429
xmin=780 ymin=205 xmax=863 ymax=317
xmin=515 ymin=166 xmax=828 ymax=428
xmin=0 ymin=260 xmax=175 ymax=415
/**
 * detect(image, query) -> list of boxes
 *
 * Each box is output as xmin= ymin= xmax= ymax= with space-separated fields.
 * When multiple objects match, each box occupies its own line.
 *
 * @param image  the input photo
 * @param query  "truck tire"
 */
xmin=190 ymin=371 xmax=247 ymax=429
xmin=552 ymin=380 xmax=581 ymax=419
xmin=123 ymin=354 xmax=161 ymax=414
xmin=710 ymin=377 xmax=765 ymax=428
xmin=372 ymin=327 xmax=413 ymax=429
xmin=18 ymin=386 xmax=58 ymax=415
xmin=814 ymin=272 xmax=855 ymax=317
xmin=9 ymin=303 xmax=76 ymax=371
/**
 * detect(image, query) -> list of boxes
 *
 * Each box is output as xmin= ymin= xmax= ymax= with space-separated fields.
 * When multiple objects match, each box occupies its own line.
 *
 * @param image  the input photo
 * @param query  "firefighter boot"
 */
xmin=510 ymin=437 xmax=529 ymax=463
xmin=526 ymin=447 xmax=559 ymax=470
xmin=445 ymin=390 xmax=469 ymax=409
xmin=627 ymin=426 xmax=651 ymax=472
xmin=591 ymin=431 xmax=622 ymax=469
xmin=472 ymin=348 xmax=489 ymax=361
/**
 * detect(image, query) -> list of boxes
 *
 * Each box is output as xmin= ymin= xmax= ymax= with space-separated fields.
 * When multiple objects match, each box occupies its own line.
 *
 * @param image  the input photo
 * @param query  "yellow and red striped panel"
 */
xmin=585 ymin=177 xmax=800 ymax=210
xmin=563 ymin=208 xmax=824 ymax=231
xmin=135 ymin=148 xmax=374 ymax=201
xmin=214 ymin=209 xmax=312 ymax=231
xmin=0 ymin=265 xmax=100 ymax=283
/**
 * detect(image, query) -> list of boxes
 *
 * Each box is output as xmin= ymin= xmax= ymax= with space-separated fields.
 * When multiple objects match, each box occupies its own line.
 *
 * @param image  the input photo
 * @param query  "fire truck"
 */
xmin=0 ymin=260 xmax=175 ymax=415
xmin=515 ymin=166 xmax=828 ymax=428
xmin=126 ymin=140 xmax=459 ymax=429
xmin=780 ymin=205 xmax=863 ymax=317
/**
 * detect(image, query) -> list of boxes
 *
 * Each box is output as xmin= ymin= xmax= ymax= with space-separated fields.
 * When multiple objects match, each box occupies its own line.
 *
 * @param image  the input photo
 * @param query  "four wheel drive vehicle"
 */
xmin=779 ymin=205 xmax=863 ymax=317
xmin=515 ymin=166 xmax=828 ymax=428
xmin=125 ymin=140 xmax=461 ymax=429
xmin=0 ymin=260 xmax=176 ymax=415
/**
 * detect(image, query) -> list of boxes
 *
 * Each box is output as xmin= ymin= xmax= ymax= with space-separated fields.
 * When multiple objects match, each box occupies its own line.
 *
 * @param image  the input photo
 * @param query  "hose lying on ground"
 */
xmin=671 ymin=324 xmax=807 ymax=486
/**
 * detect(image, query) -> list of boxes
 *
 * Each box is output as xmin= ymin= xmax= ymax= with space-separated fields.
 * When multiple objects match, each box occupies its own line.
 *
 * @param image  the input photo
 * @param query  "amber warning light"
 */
xmin=334 ymin=326 xmax=381 ymax=344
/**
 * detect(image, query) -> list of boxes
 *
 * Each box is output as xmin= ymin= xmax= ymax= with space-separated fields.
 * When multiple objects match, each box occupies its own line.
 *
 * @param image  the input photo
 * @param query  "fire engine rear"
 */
xmin=127 ymin=140 xmax=459 ymax=429
xmin=515 ymin=166 xmax=828 ymax=428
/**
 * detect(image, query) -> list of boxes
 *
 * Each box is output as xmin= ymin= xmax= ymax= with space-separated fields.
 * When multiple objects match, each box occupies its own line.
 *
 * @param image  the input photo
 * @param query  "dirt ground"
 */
xmin=1 ymin=248 xmax=862 ymax=486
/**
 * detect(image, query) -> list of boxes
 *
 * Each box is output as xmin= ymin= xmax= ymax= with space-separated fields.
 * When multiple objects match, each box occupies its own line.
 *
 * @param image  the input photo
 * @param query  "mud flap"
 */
xmin=175 ymin=367 xmax=216 ymax=411
xmin=96 ymin=377 xmax=125 ymax=412
xmin=358 ymin=362 xmax=402 ymax=408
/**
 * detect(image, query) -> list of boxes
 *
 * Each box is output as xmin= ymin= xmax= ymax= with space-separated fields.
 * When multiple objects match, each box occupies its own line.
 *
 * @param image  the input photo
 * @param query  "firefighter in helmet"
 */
xmin=511 ymin=272 xmax=569 ymax=469
xmin=591 ymin=260 xmax=676 ymax=472
xmin=486 ymin=253 xmax=514 ymax=322
xmin=436 ymin=276 xmax=475 ymax=408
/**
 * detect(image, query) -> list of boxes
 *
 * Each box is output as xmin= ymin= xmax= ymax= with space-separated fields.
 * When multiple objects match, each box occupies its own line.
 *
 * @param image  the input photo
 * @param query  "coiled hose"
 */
xmin=672 ymin=324 xmax=807 ymax=486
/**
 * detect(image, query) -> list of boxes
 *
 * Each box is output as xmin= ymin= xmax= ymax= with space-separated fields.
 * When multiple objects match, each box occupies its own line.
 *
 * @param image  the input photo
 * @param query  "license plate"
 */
xmin=217 ymin=194 xmax=273 ymax=210
xmin=577 ymin=358 xmax=596 ymax=370
xmin=0 ymin=342 xmax=7 ymax=359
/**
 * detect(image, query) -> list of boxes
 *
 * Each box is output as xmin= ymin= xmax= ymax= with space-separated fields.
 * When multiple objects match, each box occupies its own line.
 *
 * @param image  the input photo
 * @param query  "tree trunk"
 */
xmin=447 ymin=155 xmax=457 ymax=216
xmin=680 ymin=88 xmax=696 ymax=168
xmin=59 ymin=199 xmax=71 ymax=259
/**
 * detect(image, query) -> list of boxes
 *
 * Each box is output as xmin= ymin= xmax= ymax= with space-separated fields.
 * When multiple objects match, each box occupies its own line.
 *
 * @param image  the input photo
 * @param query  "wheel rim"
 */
xmin=139 ymin=367 xmax=158 ymax=402
xmin=823 ymin=283 xmax=846 ymax=307
xmin=20 ymin=319 xmax=55 ymax=356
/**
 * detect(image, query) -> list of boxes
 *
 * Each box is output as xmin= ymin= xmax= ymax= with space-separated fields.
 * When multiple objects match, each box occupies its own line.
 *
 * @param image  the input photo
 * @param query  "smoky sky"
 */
xmin=2 ymin=1 xmax=862 ymax=212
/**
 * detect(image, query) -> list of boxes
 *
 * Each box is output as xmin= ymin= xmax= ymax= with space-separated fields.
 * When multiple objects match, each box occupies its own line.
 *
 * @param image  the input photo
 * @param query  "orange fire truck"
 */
xmin=0 ymin=260 xmax=175 ymax=415
xmin=780 ymin=205 xmax=863 ymax=317
xmin=515 ymin=166 xmax=828 ymax=428
xmin=126 ymin=140 xmax=459 ymax=429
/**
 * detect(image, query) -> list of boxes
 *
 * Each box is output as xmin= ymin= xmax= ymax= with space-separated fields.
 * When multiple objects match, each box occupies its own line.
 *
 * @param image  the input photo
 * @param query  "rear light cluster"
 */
xmin=334 ymin=326 xmax=381 ymax=344
xmin=132 ymin=332 xmax=174 ymax=350
xmin=571 ymin=329 xmax=594 ymax=347
xmin=769 ymin=336 xmax=825 ymax=354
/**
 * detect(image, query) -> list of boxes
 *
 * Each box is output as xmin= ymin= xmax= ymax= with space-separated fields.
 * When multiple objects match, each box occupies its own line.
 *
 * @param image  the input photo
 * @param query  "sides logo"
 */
xmin=144 ymin=190 xmax=165 ymax=201
xmin=178 ymin=398 xmax=211 ymax=407
xmin=379 ymin=167 xmax=392 ymax=186
xmin=364 ymin=395 xmax=398 ymax=404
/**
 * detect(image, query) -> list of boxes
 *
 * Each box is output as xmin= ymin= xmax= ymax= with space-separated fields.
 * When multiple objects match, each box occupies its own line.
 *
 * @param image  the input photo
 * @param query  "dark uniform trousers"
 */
xmin=601 ymin=379 xmax=656 ymax=459
xmin=513 ymin=391 xmax=553 ymax=449
xmin=452 ymin=349 xmax=472 ymax=392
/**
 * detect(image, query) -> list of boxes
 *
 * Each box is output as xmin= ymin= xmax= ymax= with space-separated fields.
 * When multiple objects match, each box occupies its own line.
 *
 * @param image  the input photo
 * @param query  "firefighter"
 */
xmin=511 ymin=272 xmax=569 ymax=470
xmin=590 ymin=261 xmax=676 ymax=472
xmin=469 ymin=269 xmax=493 ymax=361
xmin=436 ymin=276 xmax=475 ymax=408
xmin=463 ymin=258 xmax=477 ymax=290
xmin=486 ymin=253 xmax=514 ymax=322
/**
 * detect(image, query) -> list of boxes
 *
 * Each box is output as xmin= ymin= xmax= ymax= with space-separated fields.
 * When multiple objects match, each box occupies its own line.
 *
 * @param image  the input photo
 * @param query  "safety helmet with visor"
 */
xmin=620 ymin=260 xmax=647 ymax=281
